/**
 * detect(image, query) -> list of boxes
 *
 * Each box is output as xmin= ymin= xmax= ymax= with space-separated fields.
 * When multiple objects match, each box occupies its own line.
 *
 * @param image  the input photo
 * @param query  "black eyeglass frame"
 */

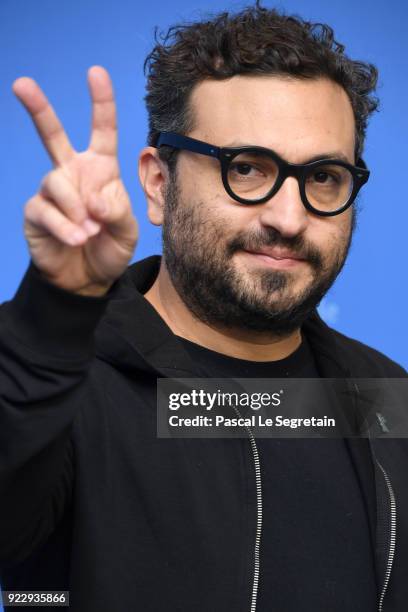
xmin=154 ymin=131 xmax=370 ymax=217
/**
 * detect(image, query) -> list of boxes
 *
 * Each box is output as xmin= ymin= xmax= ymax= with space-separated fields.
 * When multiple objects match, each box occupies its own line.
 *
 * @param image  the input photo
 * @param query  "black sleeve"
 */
xmin=0 ymin=262 xmax=115 ymax=568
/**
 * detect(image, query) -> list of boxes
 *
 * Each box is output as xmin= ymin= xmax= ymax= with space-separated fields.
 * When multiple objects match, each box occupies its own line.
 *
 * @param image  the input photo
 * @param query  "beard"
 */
xmin=162 ymin=173 xmax=356 ymax=336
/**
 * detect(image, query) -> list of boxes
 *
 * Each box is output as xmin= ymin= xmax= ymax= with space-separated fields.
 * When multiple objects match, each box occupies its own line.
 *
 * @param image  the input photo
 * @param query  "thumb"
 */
xmin=88 ymin=192 xmax=138 ymax=244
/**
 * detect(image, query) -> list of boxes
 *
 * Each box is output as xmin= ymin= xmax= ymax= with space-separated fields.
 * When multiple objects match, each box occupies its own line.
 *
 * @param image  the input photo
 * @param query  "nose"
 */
xmin=257 ymin=176 xmax=309 ymax=237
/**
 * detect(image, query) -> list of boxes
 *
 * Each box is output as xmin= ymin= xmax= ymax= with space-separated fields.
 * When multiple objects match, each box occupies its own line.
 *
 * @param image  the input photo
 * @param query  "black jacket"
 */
xmin=0 ymin=256 xmax=407 ymax=612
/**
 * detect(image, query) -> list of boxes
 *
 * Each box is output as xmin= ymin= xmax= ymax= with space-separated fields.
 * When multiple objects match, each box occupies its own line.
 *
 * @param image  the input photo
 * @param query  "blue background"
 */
xmin=0 ymin=0 xmax=406 ymax=604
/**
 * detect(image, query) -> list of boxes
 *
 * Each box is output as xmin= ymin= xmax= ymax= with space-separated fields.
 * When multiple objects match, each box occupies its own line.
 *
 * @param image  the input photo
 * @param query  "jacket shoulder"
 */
xmin=330 ymin=327 xmax=407 ymax=377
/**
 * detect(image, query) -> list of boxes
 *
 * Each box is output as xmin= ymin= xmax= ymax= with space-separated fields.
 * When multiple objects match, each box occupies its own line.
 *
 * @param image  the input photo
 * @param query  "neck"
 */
xmin=143 ymin=261 xmax=303 ymax=362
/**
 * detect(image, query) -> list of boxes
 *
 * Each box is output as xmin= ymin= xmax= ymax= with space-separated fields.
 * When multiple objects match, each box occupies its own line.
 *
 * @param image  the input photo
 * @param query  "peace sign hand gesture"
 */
xmin=13 ymin=66 xmax=138 ymax=296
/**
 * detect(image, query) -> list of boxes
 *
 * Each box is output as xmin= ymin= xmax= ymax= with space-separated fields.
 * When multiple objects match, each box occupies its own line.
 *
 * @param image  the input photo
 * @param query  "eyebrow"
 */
xmin=223 ymin=142 xmax=353 ymax=165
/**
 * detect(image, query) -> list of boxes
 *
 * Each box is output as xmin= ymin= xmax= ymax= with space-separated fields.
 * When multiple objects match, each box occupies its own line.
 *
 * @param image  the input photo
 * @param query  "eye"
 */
xmin=313 ymin=171 xmax=337 ymax=184
xmin=229 ymin=163 xmax=264 ymax=177
xmin=308 ymin=169 xmax=342 ymax=185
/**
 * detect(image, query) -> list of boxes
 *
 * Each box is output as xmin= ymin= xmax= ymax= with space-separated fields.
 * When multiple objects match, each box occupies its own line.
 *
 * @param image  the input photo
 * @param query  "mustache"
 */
xmin=227 ymin=228 xmax=323 ymax=269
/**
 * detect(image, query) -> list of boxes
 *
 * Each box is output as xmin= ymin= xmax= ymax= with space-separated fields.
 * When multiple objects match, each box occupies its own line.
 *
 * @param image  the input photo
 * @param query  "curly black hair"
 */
xmin=144 ymin=2 xmax=378 ymax=171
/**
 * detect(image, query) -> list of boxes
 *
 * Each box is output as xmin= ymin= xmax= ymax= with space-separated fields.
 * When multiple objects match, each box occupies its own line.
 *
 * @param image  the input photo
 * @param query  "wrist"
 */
xmin=75 ymin=282 xmax=114 ymax=297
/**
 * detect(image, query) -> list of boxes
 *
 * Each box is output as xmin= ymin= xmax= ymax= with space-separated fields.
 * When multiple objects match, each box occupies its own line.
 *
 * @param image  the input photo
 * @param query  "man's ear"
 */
xmin=138 ymin=147 xmax=168 ymax=226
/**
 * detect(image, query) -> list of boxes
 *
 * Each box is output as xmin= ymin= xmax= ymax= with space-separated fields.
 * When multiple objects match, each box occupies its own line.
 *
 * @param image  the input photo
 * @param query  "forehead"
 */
xmin=189 ymin=75 xmax=356 ymax=162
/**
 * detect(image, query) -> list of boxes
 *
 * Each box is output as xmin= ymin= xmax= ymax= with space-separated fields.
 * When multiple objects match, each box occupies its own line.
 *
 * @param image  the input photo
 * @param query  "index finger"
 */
xmin=87 ymin=66 xmax=118 ymax=157
xmin=12 ymin=77 xmax=75 ymax=166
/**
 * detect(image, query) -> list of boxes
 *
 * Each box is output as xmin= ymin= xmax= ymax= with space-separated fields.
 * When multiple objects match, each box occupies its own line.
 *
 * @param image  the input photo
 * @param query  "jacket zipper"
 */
xmin=352 ymin=381 xmax=397 ymax=612
xmin=232 ymin=406 xmax=263 ymax=612
xmin=240 ymin=436 xmax=396 ymax=612
xmin=247 ymin=428 xmax=262 ymax=612
xmin=376 ymin=460 xmax=397 ymax=612
xmin=234 ymin=390 xmax=398 ymax=612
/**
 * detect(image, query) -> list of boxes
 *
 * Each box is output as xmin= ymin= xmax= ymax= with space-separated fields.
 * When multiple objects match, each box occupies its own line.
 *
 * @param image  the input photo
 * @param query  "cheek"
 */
xmin=179 ymin=155 xmax=224 ymax=201
xmin=312 ymin=214 xmax=352 ymax=253
xmin=332 ymin=213 xmax=353 ymax=250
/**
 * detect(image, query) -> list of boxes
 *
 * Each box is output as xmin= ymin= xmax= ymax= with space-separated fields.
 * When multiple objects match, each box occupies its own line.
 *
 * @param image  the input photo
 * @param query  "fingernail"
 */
xmin=82 ymin=218 xmax=101 ymax=236
xmin=98 ymin=203 xmax=107 ymax=216
xmin=89 ymin=193 xmax=106 ymax=216
xmin=95 ymin=199 xmax=107 ymax=216
xmin=70 ymin=229 xmax=87 ymax=245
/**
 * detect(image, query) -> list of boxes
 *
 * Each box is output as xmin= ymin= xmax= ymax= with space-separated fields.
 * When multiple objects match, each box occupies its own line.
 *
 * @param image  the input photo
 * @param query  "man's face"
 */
xmin=162 ymin=76 xmax=357 ymax=335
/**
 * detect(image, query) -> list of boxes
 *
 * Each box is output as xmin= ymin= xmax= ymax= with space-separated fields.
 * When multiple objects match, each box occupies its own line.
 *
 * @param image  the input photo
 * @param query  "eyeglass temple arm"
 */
xmin=155 ymin=132 xmax=221 ymax=159
xmin=155 ymin=133 xmax=369 ymax=181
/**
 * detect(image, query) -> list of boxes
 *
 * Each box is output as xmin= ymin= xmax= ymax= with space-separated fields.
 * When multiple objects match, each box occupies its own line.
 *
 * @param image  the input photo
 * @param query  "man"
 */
xmin=0 ymin=3 xmax=406 ymax=611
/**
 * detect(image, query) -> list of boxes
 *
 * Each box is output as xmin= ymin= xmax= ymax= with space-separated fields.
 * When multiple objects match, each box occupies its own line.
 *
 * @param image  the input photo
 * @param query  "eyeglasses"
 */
xmin=154 ymin=132 xmax=370 ymax=217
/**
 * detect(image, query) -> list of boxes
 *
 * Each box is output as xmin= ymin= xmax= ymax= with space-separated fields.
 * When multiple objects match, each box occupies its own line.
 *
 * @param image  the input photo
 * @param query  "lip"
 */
xmin=242 ymin=249 xmax=307 ymax=269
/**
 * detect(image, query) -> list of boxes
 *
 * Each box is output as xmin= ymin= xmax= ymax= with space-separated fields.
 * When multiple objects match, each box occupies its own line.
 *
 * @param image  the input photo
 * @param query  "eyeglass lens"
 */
xmin=227 ymin=152 xmax=354 ymax=211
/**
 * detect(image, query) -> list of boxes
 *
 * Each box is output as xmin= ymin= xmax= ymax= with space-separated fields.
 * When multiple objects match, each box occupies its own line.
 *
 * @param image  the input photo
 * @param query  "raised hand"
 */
xmin=12 ymin=66 xmax=138 ymax=296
